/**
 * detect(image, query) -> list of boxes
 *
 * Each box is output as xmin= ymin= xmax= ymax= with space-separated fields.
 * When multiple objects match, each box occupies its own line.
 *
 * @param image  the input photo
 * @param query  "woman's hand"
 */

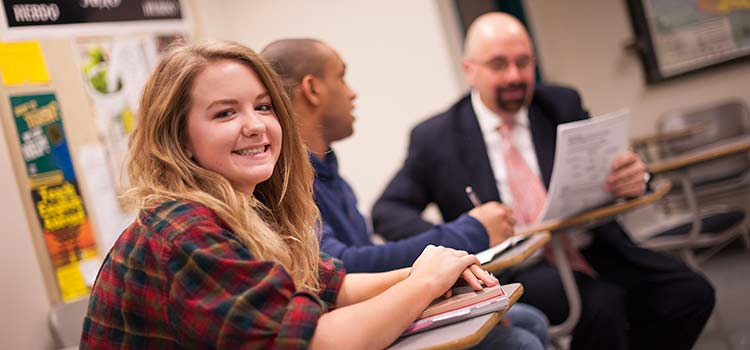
xmin=461 ymin=264 xmax=499 ymax=290
xmin=443 ymin=265 xmax=499 ymax=298
xmin=408 ymin=245 xmax=497 ymax=299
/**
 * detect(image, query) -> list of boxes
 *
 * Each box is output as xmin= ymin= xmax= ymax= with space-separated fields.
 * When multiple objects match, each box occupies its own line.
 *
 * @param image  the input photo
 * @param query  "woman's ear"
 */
xmin=299 ymin=75 xmax=321 ymax=107
xmin=185 ymin=147 xmax=193 ymax=159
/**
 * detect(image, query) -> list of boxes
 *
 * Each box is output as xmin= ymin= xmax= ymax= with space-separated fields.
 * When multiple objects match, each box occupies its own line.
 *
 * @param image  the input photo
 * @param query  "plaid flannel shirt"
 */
xmin=81 ymin=200 xmax=345 ymax=349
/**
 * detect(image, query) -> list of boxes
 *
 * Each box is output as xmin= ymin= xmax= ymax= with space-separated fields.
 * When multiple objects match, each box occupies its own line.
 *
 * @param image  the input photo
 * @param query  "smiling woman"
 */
xmin=184 ymin=58 xmax=282 ymax=194
xmin=79 ymin=41 xmax=498 ymax=350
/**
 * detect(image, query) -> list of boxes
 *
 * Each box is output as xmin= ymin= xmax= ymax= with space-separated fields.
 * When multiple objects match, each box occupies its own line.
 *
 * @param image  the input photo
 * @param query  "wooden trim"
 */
xmin=648 ymin=138 xmax=750 ymax=174
xmin=630 ymin=123 xmax=708 ymax=148
xmin=481 ymin=180 xmax=671 ymax=272
xmin=509 ymin=179 xmax=672 ymax=237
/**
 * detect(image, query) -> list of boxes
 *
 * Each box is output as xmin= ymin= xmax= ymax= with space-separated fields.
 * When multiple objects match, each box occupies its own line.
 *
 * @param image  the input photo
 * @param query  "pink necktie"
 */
xmin=498 ymin=123 xmax=598 ymax=277
xmin=497 ymin=123 xmax=546 ymax=225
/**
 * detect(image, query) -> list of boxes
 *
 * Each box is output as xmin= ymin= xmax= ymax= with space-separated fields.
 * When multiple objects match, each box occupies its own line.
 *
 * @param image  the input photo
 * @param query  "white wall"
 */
xmin=0 ymin=119 xmax=54 ymax=349
xmin=192 ymin=0 xmax=467 ymax=214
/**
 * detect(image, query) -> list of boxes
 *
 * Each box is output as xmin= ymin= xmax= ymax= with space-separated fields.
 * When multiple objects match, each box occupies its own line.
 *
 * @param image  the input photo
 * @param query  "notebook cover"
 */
xmin=421 ymin=284 xmax=507 ymax=318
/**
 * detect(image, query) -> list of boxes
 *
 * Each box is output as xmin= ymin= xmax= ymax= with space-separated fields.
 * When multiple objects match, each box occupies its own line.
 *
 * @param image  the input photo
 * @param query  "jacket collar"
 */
xmin=309 ymin=149 xmax=339 ymax=181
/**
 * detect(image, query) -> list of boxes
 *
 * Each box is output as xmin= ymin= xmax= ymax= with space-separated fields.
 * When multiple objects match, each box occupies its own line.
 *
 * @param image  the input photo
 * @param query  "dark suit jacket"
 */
xmin=372 ymin=85 xmax=679 ymax=271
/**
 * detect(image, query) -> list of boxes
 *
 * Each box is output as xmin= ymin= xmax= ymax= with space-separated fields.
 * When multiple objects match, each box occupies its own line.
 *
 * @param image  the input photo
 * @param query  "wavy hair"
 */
xmin=125 ymin=41 xmax=320 ymax=292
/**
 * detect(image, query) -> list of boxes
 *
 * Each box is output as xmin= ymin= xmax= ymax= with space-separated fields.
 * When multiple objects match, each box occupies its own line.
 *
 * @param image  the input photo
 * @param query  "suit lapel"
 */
xmin=528 ymin=101 xmax=557 ymax=188
xmin=455 ymin=99 xmax=502 ymax=202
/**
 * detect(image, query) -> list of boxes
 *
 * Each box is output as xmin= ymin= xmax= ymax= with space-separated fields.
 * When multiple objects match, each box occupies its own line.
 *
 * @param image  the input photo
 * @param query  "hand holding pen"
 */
xmin=465 ymin=186 xmax=483 ymax=207
xmin=464 ymin=186 xmax=516 ymax=247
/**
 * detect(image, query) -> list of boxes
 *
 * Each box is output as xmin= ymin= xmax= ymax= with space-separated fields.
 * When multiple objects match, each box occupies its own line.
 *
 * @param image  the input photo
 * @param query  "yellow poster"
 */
xmin=12 ymin=93 xmax=100 ymax=302
xmin=0 ymin=41 xmax=50 ymax=85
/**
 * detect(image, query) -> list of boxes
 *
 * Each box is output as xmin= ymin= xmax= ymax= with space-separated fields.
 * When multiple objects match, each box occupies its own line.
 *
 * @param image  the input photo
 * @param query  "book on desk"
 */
xmin=401 ymin=284 xmax=508 ymax=336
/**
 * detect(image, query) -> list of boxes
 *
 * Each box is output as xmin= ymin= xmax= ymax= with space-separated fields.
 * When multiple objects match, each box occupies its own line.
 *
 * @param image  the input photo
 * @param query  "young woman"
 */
xmin=80 ymin=41 xmax=497 ymax=349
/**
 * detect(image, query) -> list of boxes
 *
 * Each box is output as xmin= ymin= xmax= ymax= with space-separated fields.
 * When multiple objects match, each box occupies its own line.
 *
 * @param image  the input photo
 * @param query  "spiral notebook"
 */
xmin=401 ymin=284 xmax=508 ymax=336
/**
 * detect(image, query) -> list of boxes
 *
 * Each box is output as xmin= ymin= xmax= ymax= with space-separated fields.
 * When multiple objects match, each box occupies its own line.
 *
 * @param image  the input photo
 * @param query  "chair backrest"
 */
xmin=49 ymin=296 xmax=89 ymax=349
xmin=658 ymin=99 xmax=750 ymax=189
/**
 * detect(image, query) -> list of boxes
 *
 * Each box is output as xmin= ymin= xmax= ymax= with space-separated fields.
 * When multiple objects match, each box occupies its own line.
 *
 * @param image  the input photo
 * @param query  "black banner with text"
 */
xmin=3 ymin=0 xmax=182 ymax=27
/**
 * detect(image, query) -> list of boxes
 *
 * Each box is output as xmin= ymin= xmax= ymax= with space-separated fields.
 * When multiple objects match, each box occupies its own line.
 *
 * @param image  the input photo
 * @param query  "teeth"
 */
xmin=235 ymin=146 xmax=265 ymax=155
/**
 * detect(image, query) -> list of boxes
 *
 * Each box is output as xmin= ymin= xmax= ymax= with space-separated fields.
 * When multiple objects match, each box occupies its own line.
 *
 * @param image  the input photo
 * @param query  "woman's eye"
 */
xmin=215 ymin=109 xmax=236 ymax=119
xmin=256 ymin=104 xmax=273 ymax=112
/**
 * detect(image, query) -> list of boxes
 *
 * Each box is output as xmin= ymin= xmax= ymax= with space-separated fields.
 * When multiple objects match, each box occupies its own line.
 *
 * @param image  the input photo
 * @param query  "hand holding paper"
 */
xmin=538 ymin=110 xmax=631 ymax=222
xmin=605 ymin=151 xmax=648 ymax=198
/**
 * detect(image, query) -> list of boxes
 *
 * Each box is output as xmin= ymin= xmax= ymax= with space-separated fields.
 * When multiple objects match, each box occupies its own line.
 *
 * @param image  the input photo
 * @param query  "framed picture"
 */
xmin=626 ymin=0 xmax=750 ymax=83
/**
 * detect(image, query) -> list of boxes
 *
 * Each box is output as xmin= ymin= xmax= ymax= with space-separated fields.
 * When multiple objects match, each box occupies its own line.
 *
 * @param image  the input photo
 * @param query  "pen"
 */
xmin=465 ymin=186 xmax=482 ymax=207
xmin=466 ymin=186 xmax=522 ymax=248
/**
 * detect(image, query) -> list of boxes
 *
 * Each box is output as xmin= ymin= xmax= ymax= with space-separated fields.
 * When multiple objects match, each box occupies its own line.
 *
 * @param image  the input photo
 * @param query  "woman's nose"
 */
xmin=241 ymin=112 xmax=265 ymax=137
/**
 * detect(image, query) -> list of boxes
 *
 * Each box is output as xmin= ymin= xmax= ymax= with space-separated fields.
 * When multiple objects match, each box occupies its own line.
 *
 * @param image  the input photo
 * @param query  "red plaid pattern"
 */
xmin=81 ymin=200 xmax=345 ymax=349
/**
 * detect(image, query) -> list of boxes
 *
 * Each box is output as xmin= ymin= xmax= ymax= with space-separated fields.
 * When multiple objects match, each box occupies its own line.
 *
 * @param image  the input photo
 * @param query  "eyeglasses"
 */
xmin=469 ymin=55 xmax=535 ymax=73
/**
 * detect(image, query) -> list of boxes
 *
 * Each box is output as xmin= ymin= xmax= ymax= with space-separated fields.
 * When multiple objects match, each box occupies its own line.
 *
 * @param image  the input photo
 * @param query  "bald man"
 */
xmin=373 ymin=13 xmax=714 ymax=350
xmin=262 ymin=38 xmax=550 ymax=349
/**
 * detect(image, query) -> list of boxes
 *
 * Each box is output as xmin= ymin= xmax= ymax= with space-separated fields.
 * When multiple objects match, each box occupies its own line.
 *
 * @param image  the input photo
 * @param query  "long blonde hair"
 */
xmin=125 ymin=41 xmax=320 ymax=292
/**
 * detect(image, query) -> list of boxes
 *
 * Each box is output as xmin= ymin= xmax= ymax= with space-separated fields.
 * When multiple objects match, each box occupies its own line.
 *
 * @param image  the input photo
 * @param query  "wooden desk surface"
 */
xmin=478 ymin=180 xmax=670 ymax=272
xmin=482 ymin=233 xmax=550 ymax=272
xmin=505 ymin=179 xmax=672 ymax=237
xmin=388 ymin=283 xmax=524 ymax=350
xmin=648 ymin=136 xmax=750 ymax=174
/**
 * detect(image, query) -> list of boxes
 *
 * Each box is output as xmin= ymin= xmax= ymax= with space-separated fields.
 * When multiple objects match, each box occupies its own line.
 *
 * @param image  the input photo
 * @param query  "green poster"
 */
xmin=10 ymin=92 xmax=99 ymax=302
xmin=11 ymin=93 xmax=76 ymax=185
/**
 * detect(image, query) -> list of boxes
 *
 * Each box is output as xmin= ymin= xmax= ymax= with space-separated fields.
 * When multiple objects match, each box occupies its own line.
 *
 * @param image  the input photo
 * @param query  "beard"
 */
xmin=494 ymin=82 xmax=528 ymax=114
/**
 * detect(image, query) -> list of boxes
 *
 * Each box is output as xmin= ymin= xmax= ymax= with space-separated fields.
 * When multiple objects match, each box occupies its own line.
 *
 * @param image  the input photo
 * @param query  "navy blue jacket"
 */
xmin=311 ymin=151 xmax=488 ymax=273
xmin=372 ymin=85 xmax=683 ymax=272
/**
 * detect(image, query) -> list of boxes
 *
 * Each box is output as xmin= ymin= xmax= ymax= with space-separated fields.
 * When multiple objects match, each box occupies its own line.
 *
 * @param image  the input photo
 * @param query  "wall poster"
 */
xmin=73 ymin=34 xmax=184 ymax=200
xmin=72 ymin=33 xmax=185 ymax=251
xmin=10 ymin=92 xmax=100 ymax=302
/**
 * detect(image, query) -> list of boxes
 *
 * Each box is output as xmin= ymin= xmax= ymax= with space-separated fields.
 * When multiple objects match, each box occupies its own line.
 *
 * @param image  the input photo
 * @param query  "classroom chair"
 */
xmin=628 ymin=98 xmax=750 ymax=267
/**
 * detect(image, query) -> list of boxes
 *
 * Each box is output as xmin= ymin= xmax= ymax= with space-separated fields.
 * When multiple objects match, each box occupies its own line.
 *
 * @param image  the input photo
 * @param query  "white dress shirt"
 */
xmin=471 ymin=90 xmax=542 ymax=209
xmin=471 ymin=90 xmax=592 ymax=249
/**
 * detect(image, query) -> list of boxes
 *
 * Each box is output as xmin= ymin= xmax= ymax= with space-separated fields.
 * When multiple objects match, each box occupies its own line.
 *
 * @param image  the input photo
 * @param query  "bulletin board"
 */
xmin=0 ymin=0 xmax=191 ymax=303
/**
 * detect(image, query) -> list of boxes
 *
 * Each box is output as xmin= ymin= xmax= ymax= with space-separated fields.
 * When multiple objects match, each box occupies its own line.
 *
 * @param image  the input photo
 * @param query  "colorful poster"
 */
xmin=11 ymin=93 xmax=100 ymax=302
xmin=73 ymin=34 xmax=184 ymax=214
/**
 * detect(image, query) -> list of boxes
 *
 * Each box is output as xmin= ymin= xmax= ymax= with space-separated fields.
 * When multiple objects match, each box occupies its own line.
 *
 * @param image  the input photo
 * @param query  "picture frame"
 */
xmin=625 ymin=0 xmax=750 ymax=83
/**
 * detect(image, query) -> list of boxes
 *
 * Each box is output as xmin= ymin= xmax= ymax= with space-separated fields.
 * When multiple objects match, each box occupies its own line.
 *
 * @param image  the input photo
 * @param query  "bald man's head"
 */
xmin=464 ymin=13 xmax=530 ymax=58
xmin=261 ymin=38 xmax=330 ymax=97
xmin=461 ymin=12 xmax=536 ymax=120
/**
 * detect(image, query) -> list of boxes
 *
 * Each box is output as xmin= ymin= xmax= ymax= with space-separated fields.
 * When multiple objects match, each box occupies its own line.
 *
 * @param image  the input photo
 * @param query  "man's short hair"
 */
xmin=261 ymin=38 xmax=330 ymax=98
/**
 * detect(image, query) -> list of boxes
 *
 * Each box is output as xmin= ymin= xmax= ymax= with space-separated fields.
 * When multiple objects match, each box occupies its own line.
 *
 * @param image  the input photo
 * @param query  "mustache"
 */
xmin=496 ymin=83 xmax=527 ymax=93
